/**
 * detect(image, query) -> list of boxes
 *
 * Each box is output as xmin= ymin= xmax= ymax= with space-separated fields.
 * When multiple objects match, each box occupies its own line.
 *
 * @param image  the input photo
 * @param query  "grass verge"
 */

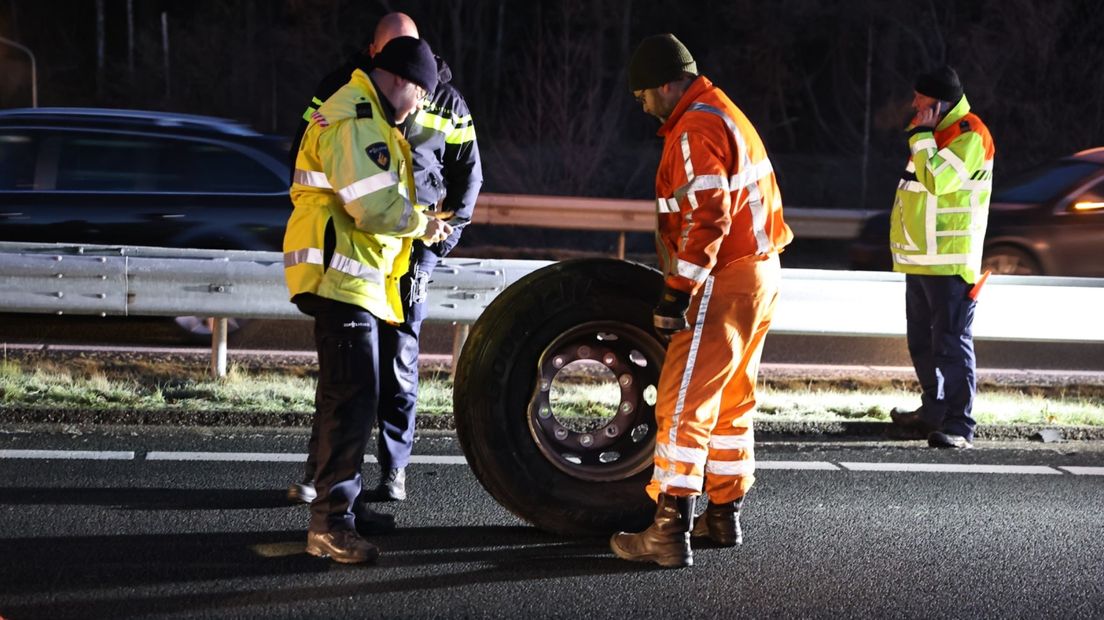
xmin=1 ymin=357 xmax=1101 ymax=427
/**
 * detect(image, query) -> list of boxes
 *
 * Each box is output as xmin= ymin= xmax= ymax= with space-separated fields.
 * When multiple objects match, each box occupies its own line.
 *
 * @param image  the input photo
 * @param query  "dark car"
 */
xmin=0 ymin=107 xmax=291 ymax=250
xmin=849 ymin=147 xmax=1104 ymax=276
xmin=0 ymin=107 xmax=293 ymax=337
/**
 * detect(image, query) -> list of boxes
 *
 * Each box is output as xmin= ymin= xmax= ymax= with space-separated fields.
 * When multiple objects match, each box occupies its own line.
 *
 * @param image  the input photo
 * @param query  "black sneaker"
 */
xmin=928 ymin=431 xmax=973 ymax=449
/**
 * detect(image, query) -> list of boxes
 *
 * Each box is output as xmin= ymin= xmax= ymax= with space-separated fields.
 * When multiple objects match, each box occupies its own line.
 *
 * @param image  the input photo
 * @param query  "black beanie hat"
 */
xmin=373 ymin=36 xmax=438 ymax=94
xmin=915 ymin=65 xmax=963 ymax=103
xmin=628 ymin=34 xmax=698 ymax=91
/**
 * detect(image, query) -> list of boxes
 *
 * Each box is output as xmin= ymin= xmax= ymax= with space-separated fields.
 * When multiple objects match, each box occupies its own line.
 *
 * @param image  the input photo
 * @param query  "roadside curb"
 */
xmin=3 ymin=408 xmax=1102 ymax=442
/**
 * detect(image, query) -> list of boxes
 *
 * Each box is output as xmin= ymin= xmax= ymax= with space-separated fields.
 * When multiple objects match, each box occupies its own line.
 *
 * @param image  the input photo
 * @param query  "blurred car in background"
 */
xmin=0 ymin=107 xmax=292 ymax=338
xmin=849 ymin=147 xmax=1104 ymax=276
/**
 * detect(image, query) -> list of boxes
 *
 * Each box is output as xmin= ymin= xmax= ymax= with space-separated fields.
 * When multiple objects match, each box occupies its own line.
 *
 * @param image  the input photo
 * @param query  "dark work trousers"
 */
xmin=301 ymin=246 xmax=439 ymax=482
xmin=377 ymin=245 xmax=438 ymax=470
xmin=905 ymin=274 xmax=978 ymax=440
xmin=302 ymin=296 xmax=380 ymax=533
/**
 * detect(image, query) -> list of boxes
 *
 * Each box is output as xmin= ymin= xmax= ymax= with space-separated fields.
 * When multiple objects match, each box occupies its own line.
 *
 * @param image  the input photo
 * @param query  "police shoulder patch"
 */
xmin=365 ymin=142 xmax=391 ymax=170
xmin=356 ymin=102 xmax=373 ymax=119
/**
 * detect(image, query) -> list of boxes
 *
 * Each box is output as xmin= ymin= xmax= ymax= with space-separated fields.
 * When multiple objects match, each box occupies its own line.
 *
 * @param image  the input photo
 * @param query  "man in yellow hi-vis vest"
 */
xmin=887 ymin=66 xmax=995 ymax=450
xmin=283 ymin=36 xmax=451 ymax=564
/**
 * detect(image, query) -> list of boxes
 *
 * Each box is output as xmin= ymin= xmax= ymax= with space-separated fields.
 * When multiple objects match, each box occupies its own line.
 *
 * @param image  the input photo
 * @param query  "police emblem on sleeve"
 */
xmin=365 ymin=143 xmax=391 ymax=170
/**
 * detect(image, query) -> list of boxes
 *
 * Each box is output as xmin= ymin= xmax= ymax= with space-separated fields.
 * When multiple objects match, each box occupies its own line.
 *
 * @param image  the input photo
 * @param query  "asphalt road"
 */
xmin=0 ymin=427 xmax=1101 ymax=619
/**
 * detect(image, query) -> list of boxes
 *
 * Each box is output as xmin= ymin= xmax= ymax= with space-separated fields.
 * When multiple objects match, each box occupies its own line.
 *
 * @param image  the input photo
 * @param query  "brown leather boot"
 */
xmin=690 ymin=499 xmax=743 ymax=547
xmin=609 ymin=493 xmax=695 ymax=568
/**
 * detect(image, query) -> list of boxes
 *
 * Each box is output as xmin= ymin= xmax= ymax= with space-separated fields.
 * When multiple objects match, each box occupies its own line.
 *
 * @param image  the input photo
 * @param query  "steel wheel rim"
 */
xmin=527 ymin=320 xmax=664 ymax=482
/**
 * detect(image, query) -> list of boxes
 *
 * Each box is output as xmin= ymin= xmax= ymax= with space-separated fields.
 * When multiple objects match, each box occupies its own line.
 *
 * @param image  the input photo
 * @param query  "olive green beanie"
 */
xmin=628 ymin=34 xmax=697 ymax=91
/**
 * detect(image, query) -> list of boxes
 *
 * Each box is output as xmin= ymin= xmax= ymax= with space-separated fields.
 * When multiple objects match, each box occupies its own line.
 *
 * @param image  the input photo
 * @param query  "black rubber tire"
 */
xmin=453 ymin=258 xmax=666 ymax=535
xmin=982 ymin=245 xmax=1042 ymax=275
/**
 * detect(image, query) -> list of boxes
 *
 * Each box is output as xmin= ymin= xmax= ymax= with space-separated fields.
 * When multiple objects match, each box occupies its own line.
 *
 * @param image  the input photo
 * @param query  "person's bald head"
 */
xmin=369 ymin=12 xmax=418 ymax=57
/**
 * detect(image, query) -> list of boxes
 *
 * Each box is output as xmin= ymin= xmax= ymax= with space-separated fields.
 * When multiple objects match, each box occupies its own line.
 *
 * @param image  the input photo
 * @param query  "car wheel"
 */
xmin=453 ymin=258 xmax=666 ymax=535
xmin=172 ymin=316 xmax=251 ymax=342
xmin=982 ymin=246 xmax=1041 ymax=275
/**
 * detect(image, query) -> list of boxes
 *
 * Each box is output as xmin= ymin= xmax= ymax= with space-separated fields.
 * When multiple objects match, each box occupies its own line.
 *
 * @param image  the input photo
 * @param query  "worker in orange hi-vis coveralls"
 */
xmin=610 ymin=34 xmax=793 ymax=569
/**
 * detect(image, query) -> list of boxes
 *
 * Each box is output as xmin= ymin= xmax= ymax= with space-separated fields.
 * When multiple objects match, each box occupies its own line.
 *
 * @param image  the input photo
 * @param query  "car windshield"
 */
xmin=993 ymin=161 xmax=1102 ymax=204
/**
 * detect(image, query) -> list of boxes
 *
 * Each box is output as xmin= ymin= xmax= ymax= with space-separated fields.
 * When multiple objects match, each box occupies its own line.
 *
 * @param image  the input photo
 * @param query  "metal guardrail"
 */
xmin=2 ymin=241 xmax=1103 ymax=374
xmin=475 ymin=194 xmax=866 ymax=239
xmin=0 ymin=242 xmax=548 ymax=323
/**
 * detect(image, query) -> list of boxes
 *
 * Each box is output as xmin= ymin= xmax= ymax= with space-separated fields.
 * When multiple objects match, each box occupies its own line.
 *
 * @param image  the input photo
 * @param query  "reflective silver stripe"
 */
xmin=679 ymin=133 xmax=700 ymax=213
xmin=925 ymin=193 xmax=937 ymax=258
xmin=283 ymin=248 xmax=324 ymax=268
xmin=652 ymin=467 xmax=704 ymax=493
xmin=675 ymin=174 xmax=729 ymax=201
xmin=898 ymin=214 xmax=920 ymax=251
xmin=709 ymin=434 xmax=754 ymax=450
xmin=705 ymin=459 xmax=756 ymax=476
xmin=730 ymin=158 xmax=773 ymax=189
xmin=911 ymin=137 xmax=937 ymax=153
xmin=687 ymin=102 xmax=770 ymax=253
xmin=657 ymin=197 xmax=679 ymax=214
xmin=337 ymin=171 xmax=399 ymax=205
xmin=935 ymin=230 xmax=971 ymax=237
xmin=905 ymin=160 xmax=917 ymax=173
xmin=893 ymin=252 xmax=971 ymax=266
xmin=900 ymin=179 xmax=990 ymax=194
xmin=328 ymin=253 xmax=384 ymax=284
xmin=671 ymin=275 xmax=714 ymax=446
xmin=931 ymin=149 xmax=970 ymax=181
xmin=677 ymin=259 xmax=709 ymax=283
xmin=936 ymin=207 xmax=972 ymax=214
xmin=656 ymin=442 xmax=708 ymax=467
xmin=293 ymin=169 xmax=332 ymax=189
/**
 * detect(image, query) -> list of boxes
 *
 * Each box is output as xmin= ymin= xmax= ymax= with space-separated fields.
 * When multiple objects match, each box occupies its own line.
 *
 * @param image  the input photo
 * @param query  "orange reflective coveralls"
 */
xmin=646 ymin=76 xmax=793 ymax=504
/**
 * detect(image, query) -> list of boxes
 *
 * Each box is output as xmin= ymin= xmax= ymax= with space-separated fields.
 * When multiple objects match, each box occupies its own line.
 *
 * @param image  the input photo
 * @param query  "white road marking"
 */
xmin=1058 ymin=466 xmax=1104 ymax=476
xmin=757 ymin=460 xmax=839 ymax=470
xmin=145 ymin=451 xmax=307 ymax=462
xmin=410 ymin=455 xmax=468 ymax=465
xmin=839 ymin=462 xmax=1062 ymax=475
xmin=140 ymin=452 xmax=469 ymax=464
xmin=0 ymin=450 xmax=1091 ymax=475
xmin=0 ymin=449 xmax=135 ymax=460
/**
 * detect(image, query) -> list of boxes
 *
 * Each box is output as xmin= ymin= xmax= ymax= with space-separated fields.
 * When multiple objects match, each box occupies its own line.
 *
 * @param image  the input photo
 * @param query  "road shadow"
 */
xmin=0 ymin=524 xmax=656 ymax=619
xmin=0 ymin=486 xmax=292 ymax=510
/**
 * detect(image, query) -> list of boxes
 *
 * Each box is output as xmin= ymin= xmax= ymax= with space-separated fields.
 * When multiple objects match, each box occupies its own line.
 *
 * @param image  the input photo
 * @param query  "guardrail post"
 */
xmin=210 ymin=317 xmax=228 ymax=378
xmin=450 ymin=322 xmax=469 ymax=379
xmin=617 ymin=232 xmax=626 ymax=260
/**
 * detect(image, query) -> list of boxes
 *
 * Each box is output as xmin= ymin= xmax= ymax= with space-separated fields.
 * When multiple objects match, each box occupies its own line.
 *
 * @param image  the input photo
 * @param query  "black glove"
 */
xmin=653 ymin=286 xmax=691 ymax=341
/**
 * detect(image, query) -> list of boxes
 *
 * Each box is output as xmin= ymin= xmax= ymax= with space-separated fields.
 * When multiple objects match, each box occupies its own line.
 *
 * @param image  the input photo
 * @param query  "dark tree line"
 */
xmin=2 ymin=0 xmax=1103 ymax=208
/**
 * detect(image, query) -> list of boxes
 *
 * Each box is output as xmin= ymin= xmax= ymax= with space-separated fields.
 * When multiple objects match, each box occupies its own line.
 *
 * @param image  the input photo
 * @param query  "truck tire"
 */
xmin=453 ymin=258 xmax=667 ymax=535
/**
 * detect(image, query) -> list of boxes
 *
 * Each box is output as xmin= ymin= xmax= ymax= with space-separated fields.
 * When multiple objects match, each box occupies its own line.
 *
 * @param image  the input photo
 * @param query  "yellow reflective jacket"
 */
xmin=283 ymin=69 xmax=429 ymax=322
xmin=890 ymin=95 xmax=995 ymax=283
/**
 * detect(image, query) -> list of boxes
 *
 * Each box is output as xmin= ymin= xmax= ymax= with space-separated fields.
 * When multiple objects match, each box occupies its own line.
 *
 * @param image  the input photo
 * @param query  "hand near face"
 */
xmin=912 ymin=104 xmax=939 ymax=129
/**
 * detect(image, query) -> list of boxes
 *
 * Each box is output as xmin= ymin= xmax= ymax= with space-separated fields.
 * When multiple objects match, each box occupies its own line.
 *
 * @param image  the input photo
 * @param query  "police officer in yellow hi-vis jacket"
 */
xmin=283 ymin=36 xmax=450 ymax=564
xmin=887 ymin=66 xmax=995 ymax=450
